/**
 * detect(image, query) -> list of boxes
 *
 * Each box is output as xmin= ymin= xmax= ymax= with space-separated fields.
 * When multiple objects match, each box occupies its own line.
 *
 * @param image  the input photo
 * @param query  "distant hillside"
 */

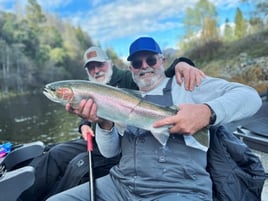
xmin=181 ymin=30 xmax=268 ymax=93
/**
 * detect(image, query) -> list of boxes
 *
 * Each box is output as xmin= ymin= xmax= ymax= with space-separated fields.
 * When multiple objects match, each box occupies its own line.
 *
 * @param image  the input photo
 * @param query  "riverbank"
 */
xmin=0 ymin=91 xmax=30 ymax=101
xmin=203 ymin=54 xmax=268 ymax=94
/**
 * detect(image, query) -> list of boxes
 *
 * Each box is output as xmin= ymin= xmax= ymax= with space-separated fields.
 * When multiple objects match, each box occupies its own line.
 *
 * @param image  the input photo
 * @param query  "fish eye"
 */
xmin=50 ymin=87 xmax=56 ymax=92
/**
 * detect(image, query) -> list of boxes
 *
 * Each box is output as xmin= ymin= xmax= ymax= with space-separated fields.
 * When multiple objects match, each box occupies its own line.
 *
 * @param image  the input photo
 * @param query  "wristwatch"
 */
xmin=205 ymin=104 xmax=216 ymax=125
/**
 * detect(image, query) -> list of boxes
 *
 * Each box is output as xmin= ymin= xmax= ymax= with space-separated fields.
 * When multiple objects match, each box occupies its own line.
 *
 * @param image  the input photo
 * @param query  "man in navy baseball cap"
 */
xmin=127 ymin=37 xmax=162 ymax=61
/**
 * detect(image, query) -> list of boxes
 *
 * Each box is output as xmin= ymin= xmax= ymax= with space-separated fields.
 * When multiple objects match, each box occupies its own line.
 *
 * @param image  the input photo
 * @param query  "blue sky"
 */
xmin=0 ymin=0 xmax=253 ymax=60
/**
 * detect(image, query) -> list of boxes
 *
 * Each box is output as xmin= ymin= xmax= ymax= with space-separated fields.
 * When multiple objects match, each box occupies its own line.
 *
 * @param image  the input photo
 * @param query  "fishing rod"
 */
xmin=87 ymin=132 xmax=95 ymax=201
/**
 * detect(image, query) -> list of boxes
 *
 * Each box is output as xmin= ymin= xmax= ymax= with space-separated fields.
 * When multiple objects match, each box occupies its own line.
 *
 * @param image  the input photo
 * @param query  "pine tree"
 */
xmin=234 ymin=8 xmax=247 ymax=39
xmin=223 ymin=18 xmax=234 ymax=42
xmin=183 ymin=0 xmax=218 ymax=44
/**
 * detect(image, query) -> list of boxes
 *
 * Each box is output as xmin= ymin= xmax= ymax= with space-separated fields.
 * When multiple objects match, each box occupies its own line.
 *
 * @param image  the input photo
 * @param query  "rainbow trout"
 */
xmin=43 ymin=80 xmax=208 ymax=147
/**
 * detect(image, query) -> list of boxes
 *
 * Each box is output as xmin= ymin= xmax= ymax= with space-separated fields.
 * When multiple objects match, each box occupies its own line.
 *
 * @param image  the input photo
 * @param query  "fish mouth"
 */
xmin=43 ymin=86 xmax=50 ymax=94
xmin=43 ymin=86 xmax=54 ymax=96
xmin=42 ymin=86 xmax=50 ymax=96
xmin=43 ymin=86 xmax=60 ymax=103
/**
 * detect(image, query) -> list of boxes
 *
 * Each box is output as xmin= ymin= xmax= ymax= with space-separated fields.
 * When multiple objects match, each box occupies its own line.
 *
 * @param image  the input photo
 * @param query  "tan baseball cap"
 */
xmin=83 ymin=46 xmax=109 ymax=68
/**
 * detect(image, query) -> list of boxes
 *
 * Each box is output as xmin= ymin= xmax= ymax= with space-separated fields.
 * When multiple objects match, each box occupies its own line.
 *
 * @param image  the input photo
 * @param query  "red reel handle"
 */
xmin=87 ymin=132 xmax=93 ymax=151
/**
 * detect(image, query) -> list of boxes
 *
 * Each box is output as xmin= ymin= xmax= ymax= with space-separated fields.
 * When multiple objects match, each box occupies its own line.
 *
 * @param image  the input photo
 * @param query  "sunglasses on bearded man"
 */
xmin=131 ymin=55 xmax=159 ymax=69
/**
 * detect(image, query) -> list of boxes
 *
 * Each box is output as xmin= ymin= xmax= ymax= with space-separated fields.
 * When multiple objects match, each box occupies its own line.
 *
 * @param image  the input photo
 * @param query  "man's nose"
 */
xmin=141 ymin=59 xmax=148 ymax=69
xmin=93 ymin=66 xmax=101 ymax=72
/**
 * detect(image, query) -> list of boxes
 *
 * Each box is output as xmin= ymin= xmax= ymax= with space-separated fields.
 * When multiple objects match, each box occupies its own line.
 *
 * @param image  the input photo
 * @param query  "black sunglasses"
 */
xmin=131 ymin=56 xmax=157 ymax=69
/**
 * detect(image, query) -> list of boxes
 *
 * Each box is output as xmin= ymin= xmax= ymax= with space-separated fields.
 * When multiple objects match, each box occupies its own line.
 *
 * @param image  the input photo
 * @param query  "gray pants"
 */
xmin=46 ymin=175 xmax=209 ymax=201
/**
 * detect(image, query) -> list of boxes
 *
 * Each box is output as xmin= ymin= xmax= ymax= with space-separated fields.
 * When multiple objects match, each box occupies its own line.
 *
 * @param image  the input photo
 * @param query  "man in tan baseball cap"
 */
xmin=83 ymin=47 xmax=113 ymax=84
xmin=83 ymin=46 xmax=109 ymax=67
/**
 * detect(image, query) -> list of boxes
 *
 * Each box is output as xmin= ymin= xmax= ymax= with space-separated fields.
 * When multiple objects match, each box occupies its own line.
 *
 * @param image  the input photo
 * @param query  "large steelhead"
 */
xmin=43 ymin=80 xmax=208 ymax=147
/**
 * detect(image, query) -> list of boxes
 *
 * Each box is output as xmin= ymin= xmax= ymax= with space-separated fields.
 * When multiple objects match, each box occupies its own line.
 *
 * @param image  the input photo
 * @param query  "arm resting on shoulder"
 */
xmin=165 ymin=57 xmax=195 ymax=77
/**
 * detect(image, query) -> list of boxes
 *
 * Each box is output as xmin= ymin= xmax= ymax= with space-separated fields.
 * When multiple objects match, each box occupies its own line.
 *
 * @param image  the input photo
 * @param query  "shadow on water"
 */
xmin=0 ymin=93 xmax=81 ymax=145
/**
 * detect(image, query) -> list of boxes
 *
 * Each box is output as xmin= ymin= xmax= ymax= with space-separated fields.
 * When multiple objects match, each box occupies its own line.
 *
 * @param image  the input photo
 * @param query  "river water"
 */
xmin=0 ymin=93 xmax=81 ymax=145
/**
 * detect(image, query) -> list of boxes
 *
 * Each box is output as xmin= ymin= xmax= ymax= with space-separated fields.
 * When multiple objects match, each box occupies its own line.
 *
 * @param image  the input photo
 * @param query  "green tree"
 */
xmin=26 ymin=0 xmax=46 ymax=28
xmin=25 ymin=0 xmax=47 ymax=63
xmin=11 ymin=43 xmax=35 ymax=92
xmin=0 ymin=13 xmax=17 ymax=43
xmin=234 ymin=8 xmax=247 ymax=39
xmin=202 ymin=17 xmax=219 ymax=42
xmin=13 ymin=19 xmax=39 ymax=58
xmin=49 ymin=47 xmax=67 ymax=65
xmin=75 ymin=26 xmax=93 ymax=51
xmin=0 ymin=1 xmax=123 ymax=93
xmin=184 ymin=7 xmax=197 ymax=37
xmin=250 ymin=1 xmax=268 ymax=30
xmin=0 ymin=39 xmax=10 ymax=94
xmin=183 ymin=0 xmax=218 ymax=44
xmin=106 ymin=48 xmax=127 ymax=69
xmin=62 ymin=22 xmax=82 ymax=59
xmin=248 ymin=17 xmax=263 ymax=33
xmin=40 ymin=26 xmax=63 ymax=48
xmin=223 ymin=18 xmax=234 ymax=42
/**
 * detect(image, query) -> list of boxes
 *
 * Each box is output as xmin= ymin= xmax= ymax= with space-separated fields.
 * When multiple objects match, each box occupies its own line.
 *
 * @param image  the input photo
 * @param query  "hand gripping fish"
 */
xmin=43 ymin=80 xmax=208 ymax=147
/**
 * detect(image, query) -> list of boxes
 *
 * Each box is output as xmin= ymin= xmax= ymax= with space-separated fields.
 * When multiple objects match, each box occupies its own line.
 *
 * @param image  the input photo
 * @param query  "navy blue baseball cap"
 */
xmin=127 ymin=37 xmax=162 ymax=61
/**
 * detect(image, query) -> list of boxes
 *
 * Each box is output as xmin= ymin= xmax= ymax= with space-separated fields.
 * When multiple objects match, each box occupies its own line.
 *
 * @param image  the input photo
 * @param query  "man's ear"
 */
xmin=162 ymin=57 xmax=166 ymax=64
xmin=129 ymin=65 xmax=133 ymax=72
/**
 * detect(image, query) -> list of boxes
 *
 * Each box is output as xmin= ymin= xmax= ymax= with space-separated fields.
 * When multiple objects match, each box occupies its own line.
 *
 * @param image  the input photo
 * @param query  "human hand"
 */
xmin=175 ymin=62 xmax=205 ymax=91
xmin=153 ymin=104 xmax=211 ymax=135
xmin=66 ymin=99 xmax=99 ymax=121
xmin=65 ymin=99 xmax=113 ymax=130
xmin=81 ymin=125 xmax=95 ymax=140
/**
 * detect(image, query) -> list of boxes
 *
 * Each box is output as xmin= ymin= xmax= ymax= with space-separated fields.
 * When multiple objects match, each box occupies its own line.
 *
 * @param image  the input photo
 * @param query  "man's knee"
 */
xmin=48 ymin=141 xmax=83 ymax=161
xmin=48 ymin=144 xmax=68 ymax=159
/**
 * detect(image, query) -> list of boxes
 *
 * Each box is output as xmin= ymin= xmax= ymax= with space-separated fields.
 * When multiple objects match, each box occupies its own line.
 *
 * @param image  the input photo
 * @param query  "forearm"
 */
xmin=171 ymin=76 xmax=263 ymax=125
xmin=95 ymin=124 xmax=121 ymax=158
xmin=201 ymin=79 xmax=262 ymax=124
xmin=208 ymin=89 xmax=261 ymax=124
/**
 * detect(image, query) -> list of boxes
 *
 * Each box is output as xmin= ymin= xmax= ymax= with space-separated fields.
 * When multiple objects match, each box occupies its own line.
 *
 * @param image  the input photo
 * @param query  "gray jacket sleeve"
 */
xmin=95 ymin=124 xmax=121 ymax=158
xmin=189 ymin=76 xmax=262 ymax=125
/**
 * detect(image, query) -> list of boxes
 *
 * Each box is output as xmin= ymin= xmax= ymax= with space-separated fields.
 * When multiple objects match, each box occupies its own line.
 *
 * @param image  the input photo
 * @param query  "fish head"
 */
xmin=43 ymin=81 xmax=74 ymax=105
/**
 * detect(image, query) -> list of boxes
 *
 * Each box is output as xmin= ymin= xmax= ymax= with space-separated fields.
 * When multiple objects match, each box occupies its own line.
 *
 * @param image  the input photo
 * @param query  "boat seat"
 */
xmin=0 ymin=166 xmax=35 ymax=201
xmin=234 ymin=122 xmax=268 ymax=153
xmin=0 ymin=141 xmax=45 ymax=201
xmin=226 ymin=102 xmax=268 ymax=153
xmin=0 ymin=141 xmax=45 ymax=171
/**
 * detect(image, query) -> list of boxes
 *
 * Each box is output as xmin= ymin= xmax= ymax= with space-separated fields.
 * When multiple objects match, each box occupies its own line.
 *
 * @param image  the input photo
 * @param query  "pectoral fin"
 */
xmin=184 ymin=128 xmax=210 ymax=152
xmin=151 ymin=127 xmax=209 ymax=149
xmin=115 ymin=122 xmax=127 ymax=136
xmin=151 ymin=127 xmax=170 ymax=146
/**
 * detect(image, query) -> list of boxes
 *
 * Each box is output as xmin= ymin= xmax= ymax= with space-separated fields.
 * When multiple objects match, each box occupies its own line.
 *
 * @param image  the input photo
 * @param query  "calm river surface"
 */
xmin=0 ymin=93 xmax=81 ymax=145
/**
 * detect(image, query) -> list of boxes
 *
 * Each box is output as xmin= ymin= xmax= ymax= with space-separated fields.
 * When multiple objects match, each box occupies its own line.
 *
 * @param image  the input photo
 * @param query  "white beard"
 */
xmin=132 ymin=65 xmax=165 ymax=91
xmin=87 ymin=65 xmax=113 ymax=84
